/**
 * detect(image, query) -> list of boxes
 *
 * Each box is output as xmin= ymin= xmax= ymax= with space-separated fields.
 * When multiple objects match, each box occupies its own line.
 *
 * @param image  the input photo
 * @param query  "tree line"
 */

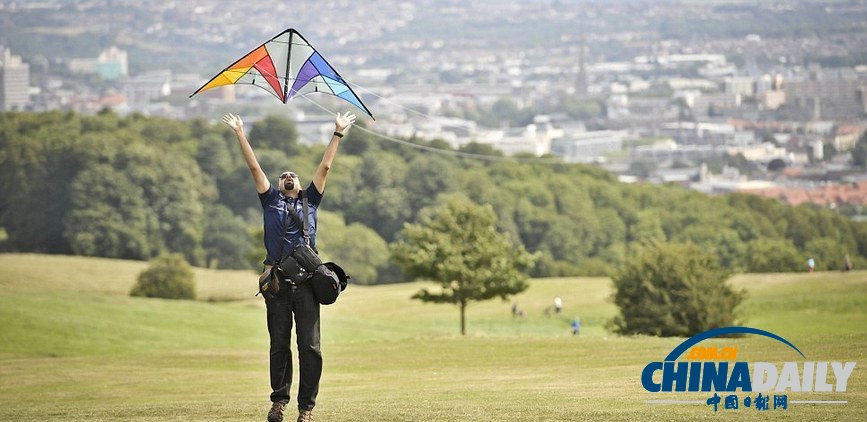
xmin=1 ymin=110 xmax=865 ymax=282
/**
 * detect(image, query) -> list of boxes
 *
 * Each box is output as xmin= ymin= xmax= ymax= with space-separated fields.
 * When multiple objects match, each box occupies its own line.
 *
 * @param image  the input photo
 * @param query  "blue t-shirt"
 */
xmin=259 ymin=182 xmax=323 ymax=265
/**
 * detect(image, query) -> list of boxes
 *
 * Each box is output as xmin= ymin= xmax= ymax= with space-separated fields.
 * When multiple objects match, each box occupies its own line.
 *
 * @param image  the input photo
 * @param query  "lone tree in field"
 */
xmin=392 ymin=197 xmax=535 ymax=335
xmin=611 ymin=241 xmax=744 ymax=337
xmin=130 ymin=253 xmax=196 ymax=300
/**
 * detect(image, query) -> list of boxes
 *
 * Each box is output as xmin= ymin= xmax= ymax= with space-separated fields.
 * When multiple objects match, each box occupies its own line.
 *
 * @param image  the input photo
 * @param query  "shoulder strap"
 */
xmin=301 ymin=190 xmax=310 ymax=241
xmin=268 ymin=206 xmax=293 ymax=264
xmin=284 ymin=190 xmax=313 ymax=247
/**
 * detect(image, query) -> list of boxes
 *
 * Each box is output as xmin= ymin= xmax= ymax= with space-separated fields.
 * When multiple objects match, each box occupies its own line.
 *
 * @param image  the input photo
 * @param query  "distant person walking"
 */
xmin=571 ymin=318 xmax=581 ymax=336
xmin=807 ymin=257 xmax=816 ymax=273
xmin=844 ymin=254 xmax=853 ymax=272
xmin=554 ymin=296 xmax=563 ymax=314
xmin=224 ymin=111 xmax=356 ymax=422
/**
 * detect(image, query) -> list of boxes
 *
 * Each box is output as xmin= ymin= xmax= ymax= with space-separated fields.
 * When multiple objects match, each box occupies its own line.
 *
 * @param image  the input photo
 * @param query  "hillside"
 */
xmin=0 ymin=254 xmax=864 ymax=420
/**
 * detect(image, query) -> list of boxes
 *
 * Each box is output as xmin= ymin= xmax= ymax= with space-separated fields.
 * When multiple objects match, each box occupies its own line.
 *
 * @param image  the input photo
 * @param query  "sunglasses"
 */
xmin=279 ymin=172 xmax=297 ymax=179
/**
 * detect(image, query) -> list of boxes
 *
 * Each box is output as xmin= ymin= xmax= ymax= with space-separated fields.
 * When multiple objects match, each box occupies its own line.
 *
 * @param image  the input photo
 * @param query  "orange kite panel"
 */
xmin=232 ymin=46 xmax=269 ymax=70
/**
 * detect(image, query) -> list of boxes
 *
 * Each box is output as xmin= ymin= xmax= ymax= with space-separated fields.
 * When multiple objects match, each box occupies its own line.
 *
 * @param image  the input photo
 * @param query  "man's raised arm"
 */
xmin=223 ymin=114 xmax=270 ymax=194
xmin=313 ymin=111 xmax=356 ymax=193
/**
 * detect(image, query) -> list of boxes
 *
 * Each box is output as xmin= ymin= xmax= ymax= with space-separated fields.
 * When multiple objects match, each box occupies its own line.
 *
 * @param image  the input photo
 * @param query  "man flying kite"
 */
xmin=223 ymin=109 xmax=356 ymax=422
xmin=198 ymin=27 xmax=367 ymax=422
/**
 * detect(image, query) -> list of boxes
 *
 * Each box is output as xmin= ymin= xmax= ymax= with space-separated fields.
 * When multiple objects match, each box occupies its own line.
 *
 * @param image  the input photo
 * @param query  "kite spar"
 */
xmin=190 ymin=28 xmax=374 ymax=120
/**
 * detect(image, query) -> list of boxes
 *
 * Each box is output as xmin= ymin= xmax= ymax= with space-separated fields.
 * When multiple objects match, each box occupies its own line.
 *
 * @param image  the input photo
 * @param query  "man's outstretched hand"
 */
xmin=335 ymin=111 xmax=357 ymax=134
xmin=222 ymin=114 xmax=244 ymax=132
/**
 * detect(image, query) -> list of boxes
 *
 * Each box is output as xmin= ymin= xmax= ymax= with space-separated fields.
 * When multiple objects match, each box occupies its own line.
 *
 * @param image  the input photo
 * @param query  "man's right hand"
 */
xmin=222 ymin=113 xmax=244 ymax=131
xmin=224 ymin=113 xmax=269 ymax=194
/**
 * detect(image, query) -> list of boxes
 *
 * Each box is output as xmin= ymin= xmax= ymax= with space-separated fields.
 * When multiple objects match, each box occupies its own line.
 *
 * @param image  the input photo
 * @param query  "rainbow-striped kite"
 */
xmin=190 ymin=28 xmax=374 ymax=119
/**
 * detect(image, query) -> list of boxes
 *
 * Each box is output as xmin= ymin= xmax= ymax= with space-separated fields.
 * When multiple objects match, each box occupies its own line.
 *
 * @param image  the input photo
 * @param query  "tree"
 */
xmin=458 ymin=142 xmax=503 ymax=157
xmin=121 ymin=144 xmax=211 ymax=266
xmin=673 ymin=226 xmax=745 ymax=270
xmin=391 ymin=197 xmax=535 ymax=335
xmin=316 ymin=211 xmax=392 ymax=284
xmin=64 ymin=164 xmax=154 ymax=259
xmin=340 ymin=153 xmax=411 ymax=241
xmin=249 ymin=115 xmax=299 ymax=154
xmin=744 ymin=238 xmax=803 ymax=273
xmin=403 ymin=155 xmax=459 ymax=218
xmin=4 ymin=110 xmax=867 ymax=279
xmin=611 ymin=241 xmax=744 ymax=337
xmin=822 ymin=143 xmax=837 ymax=161
xmin=341 ymin=120 xmax=377 ymax=156
xmin=767 ymin=158 xmax=787 ymax=172
xmin=559 ymin=95 xmax=604 ymax=120
xmin=202 ymin=205 xmax=255 ymax=269
xmin=628 ymin=210 xmax=666 ymax=244
xmin=628 ymin=160 xmax=657 ymax=178
xmin=805 ymin=237 xmax=849 ymax=271
xmin=487 ymin=98 xmax=534 ymax=126
xmin=784 ymin=206 xmax=821 ymax=249
xmin=130 ymin=253 xmax=196 ymax=300
xmin=196 ymin=133 xmax=233 ymax=180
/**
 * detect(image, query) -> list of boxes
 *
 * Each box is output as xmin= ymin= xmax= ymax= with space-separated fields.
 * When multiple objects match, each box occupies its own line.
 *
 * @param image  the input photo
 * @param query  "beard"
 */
xmin=283 ymin=180 xmax=295 ymax=191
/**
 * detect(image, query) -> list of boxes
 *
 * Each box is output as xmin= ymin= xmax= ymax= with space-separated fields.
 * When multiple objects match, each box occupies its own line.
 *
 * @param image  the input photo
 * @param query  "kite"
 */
xmin=190 ymin=28 xmax=374 ymax=119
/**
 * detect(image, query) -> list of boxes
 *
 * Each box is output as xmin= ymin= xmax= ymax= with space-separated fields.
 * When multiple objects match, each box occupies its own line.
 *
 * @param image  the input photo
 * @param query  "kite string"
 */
xmin=345 ymin=81 xmax=477 ymax=130
xmin=337 ymin=83 xmax=569 ymax=163
xmin=296 ymin=93 xmax=554 ymax=163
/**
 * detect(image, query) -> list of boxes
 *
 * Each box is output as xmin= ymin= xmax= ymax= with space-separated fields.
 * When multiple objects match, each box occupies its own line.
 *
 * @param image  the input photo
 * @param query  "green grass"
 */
xmin=0 ymin=253 xmax=865 ymax=421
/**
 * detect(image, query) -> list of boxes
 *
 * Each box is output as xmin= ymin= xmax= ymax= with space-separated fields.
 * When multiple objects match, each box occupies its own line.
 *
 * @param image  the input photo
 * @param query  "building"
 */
xmin=691 ymin=92 xmax=741 ymax=117
xmin=69 ymin=46 xmax=128 ymax=80
xmin=833 ymin=124 xmax=867 ymax=151
xmin=741 ymin=181 xmax=867 ymax=208
xmin=690 ymin=164 xmax=779 ymax=195
xmin=551 ymin=130 xmax=626 ymax=163
xmin=96 ymin=46 xmax=128 ymax=80
xmin=489 ymin=121 xmax=563 ymax=157
xmin=725 ymin=77 xmax=756 ymax=97
xmin=784 ymin=75 xmax=867 ymax=120
xmin=761 ymin=90 xmax=786 ymax=110
xmin=0 ymin=47 xmax=30 ymax=111
xmin=122 ymin=70 xmax=171 ymax=104
xmin=734 ymin=142 xmax=807 ymax=165
xmin=659 ymin=121 xmax=755 ymax=146
xmin=631 ymin=139 xmax=726 ymax=163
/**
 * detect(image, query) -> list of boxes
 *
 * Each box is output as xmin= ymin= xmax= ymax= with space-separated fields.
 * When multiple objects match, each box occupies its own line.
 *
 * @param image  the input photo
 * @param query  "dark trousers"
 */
xmin=265 ymin=281 xmax=321 ymax=410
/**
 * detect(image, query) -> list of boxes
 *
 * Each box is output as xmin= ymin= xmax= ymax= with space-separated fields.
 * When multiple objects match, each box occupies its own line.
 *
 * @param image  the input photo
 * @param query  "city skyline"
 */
xmin=1 ymin=0 xmax=865 ymax=210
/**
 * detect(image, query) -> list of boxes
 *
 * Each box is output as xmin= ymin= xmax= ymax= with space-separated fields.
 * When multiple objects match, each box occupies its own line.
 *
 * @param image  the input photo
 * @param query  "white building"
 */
xmin=690 ymin=164 xmax=779 ymax=194
xmin=631 ymin=139 xmax=726 ymax=162
xmin=733 ymin=142 xmax=802 ymax=164
xmin=489 ymin=121 xmax=563 ymax=157
xmin=122 ymin=70 xmax=171 ymax=104
xmin=659 ymin=121 xmax=755 ymax=146
xmin=69 ymin=46 xmax=128 ymax=80
xmin=550 ymin=130 xmax=627 ymax=163
xmin=725 ymin=76 xmax=756 ymax=97
xmin=0 ymin=47 xmax=30 ymax=111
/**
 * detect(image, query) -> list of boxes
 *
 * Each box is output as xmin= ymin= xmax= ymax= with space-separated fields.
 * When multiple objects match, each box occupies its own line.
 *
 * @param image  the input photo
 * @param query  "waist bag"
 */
xmin=291 ymin=243 xmax=322 ymax=272
xmin=276 ymin=255 xmax=309 ymax=285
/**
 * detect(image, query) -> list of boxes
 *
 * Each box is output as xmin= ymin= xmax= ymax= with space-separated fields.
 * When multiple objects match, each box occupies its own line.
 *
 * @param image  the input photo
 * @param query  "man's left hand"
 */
xmin=335 ymin=111 xmax=357 ymax=134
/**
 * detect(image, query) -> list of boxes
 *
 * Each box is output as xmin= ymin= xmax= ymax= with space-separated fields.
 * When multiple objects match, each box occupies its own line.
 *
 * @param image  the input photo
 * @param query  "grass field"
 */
xmin=0 ymin=253 xmax=865 ymax=421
